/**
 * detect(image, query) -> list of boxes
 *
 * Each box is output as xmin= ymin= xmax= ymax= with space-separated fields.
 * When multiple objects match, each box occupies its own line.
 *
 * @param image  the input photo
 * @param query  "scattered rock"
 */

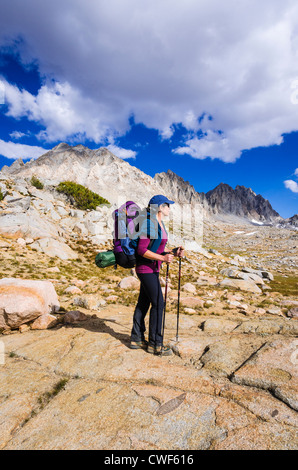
xmin=254 ymin=307 xmax=267 ymax=315
xmin=17 ymin=238 xmax=26 ymax=247
xmin=169 ymin=338 xmax=209 ymax=360
xmin=287 ymin=307 xmax=298 ymax=319
xmin=64 ymin=286 xmax=83 ymax=295
xmin=184 ymin=308 xmax=197 ymax=315
xmin=72 ymin=297 xmax=89 ymax=309
xmin=31 ymin=314 xmax=58 ymax=330
xmin=64 ymin=310 xmax=88 ymax=323
xmin=182 ymin=283 xmax=197 ymax=294
xmin=219 ymin=279 xmax=262 ymax=294
xmin=47 ymin=267 xmax=60 ymax=273
xmin=106 ymin=295 xmax=118 ymax=302
xmin=179 ymin=297 xmax=205 ymax=309
xmin=30 ymin=237 xmax=77 ymax=260
xmin=19 ymin=324 xmax=30 ymax=333
xmin=266 ymin=306 xmax=283 ymax=317
xmin=118 ymin=277 xmax=140 ymax=289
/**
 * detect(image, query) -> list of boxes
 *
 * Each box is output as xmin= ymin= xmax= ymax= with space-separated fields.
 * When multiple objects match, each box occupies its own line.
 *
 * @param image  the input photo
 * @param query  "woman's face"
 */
xmin=159 ymin=202 xmax=171 ymax=217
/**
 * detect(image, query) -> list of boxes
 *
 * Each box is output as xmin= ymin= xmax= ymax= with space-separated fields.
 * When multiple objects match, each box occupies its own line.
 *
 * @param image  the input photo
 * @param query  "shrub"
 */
xmin=31 ymin=175 xmax=44 ymax=189
xmin=56 ymin=181 xmax=110 ymax=210
xmin=0 ymin=189 xmax=3 ymax=201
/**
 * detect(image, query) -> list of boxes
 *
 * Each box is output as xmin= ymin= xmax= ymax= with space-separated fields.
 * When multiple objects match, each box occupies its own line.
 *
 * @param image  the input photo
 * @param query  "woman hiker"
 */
xmin=130 ymin=194 xmax=184 ymax=356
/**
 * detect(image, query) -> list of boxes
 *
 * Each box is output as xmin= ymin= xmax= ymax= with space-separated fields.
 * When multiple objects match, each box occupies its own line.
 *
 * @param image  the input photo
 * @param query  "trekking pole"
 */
xmin=176 ymin=256 xmax=182 ymax=342
xmin=161 ymin=262 xmax=170 ymax=347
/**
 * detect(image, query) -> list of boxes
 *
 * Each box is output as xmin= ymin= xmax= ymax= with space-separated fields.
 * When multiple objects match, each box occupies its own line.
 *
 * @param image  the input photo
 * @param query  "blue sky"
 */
xmin=0 ymin=1 xmax=298 ymax=218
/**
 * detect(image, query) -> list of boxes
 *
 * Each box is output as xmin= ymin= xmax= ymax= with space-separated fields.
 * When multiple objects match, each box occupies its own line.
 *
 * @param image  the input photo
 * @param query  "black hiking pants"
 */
xmin=131 ymin=272 xmax=164 ymax=346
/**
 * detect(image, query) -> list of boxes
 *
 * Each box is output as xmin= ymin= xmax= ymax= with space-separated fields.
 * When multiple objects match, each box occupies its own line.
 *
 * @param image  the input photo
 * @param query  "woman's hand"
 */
xmin=163 ymin=253 xmax=174 ymax=263
xmin=174 ymin=246 xmax=185 ymax=258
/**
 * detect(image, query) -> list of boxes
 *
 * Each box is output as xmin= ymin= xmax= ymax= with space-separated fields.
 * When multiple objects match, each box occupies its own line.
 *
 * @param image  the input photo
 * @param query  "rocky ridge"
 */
xmin=1 ymin=143 xmax=296 ymax=227
xmin=205 ymin=182 xmax=281 ymax=223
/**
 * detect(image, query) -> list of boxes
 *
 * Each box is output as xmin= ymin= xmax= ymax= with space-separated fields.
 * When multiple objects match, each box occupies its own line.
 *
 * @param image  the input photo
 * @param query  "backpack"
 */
xmin=95 ymin=201 xmax=162 ymax=269
xmin=95 ymin=201 xmax=142 ymax=269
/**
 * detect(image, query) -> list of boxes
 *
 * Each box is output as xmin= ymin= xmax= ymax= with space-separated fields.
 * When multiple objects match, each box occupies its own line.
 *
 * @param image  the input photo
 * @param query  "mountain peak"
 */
xmin=53 ymin=142 xmax=71 ymax=151
xmin=206 ymin=182 xmax=280 ymax=221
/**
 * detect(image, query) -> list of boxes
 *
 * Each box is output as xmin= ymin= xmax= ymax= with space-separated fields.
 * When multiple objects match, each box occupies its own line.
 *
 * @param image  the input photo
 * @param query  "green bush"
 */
xmin=56 ymin=181 xmax=110 ymax=210
xmin=0 ymin=189 xmax=3 ymax=201
xmin=31 ymin=175 xmax=44 ymax=189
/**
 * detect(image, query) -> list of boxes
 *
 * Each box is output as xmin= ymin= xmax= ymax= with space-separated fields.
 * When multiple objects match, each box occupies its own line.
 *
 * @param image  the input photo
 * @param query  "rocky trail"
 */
xmin=0 ymin=228 xmax=298 ymax=450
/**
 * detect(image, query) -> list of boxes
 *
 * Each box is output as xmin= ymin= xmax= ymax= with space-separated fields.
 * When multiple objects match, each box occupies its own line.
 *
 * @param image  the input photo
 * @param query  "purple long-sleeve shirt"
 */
xmin=136 ymin=225 xmax=168 ymax=274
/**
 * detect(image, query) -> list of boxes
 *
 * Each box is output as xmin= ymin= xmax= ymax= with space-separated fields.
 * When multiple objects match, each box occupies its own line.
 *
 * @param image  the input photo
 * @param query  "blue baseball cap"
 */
xmin=148 ymin=195 xmax=175 ymax=207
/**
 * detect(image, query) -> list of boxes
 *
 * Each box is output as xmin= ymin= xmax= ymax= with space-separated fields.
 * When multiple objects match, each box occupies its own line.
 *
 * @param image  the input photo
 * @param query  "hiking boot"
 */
xmin=147 ymin=344 xmax=156 ymax=355
xmin=147 ymin=344 xmax=173 ymax=356
xmin=155 ymin=345 xmax=173 ymax=356
xmin=130 ymin=339 xmax=148 ymax=350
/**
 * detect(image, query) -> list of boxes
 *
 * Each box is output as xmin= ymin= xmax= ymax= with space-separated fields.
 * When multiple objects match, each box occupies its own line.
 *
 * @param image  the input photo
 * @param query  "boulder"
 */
xmin=30 ymin=237 xmax=77 ymax=260
xmin=64 ymin=310 xmax=88 ymax=323
xmin=266 ymin=306 xmax=283 ymax=317
xmin=184 ymin=308 xmax=197 ymax=315
xmin=220 ymin=268 xmax=264 ymax=285
xmin=0 ymin=278 xmax=59 ymax=329
xmin=64 ymin=286 xmax=83 ymax=295
xmin=182 ymin=283 xmax=197 ymax=294
xmin=0 ymin=209 xmax=60 ymax=240
xmin=219 ymin=279 xmax=262 ymax=294
xmin=118 ymin=277 xmax=140 ymax=289
xmin=180 ymin=297 xmax=205 ymax=309
xmin=5 ymin=195 xmax=31 ymax=212
xmin=254 ymin=307 xmax=267 ymax=315
xmin=287 ymin=308 xmax=298 ymax=319
xmin=169 ymin=338 xmax=209 ymax=360
xmin=31 ymin=314 xmax=58 ymax=330
xmin=72 ymin=297 xmax=89 ymax=309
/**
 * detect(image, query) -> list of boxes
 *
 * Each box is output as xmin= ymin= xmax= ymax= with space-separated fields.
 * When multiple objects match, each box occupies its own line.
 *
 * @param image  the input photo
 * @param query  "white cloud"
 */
xmin=284 ymin=180 xmax=298 ymax=193
xmin=0 ymin=139 xmax=46 ymax=160
xmin=2 ymin=79 xmax=130 ymax=144
xmin=106 ymin=144 xmax=136 ymax=160
xmin=295 ymin=168 xmax=298 ymax=177
xmin=1 ymin=1 xmax=298 ymax=160
xmin=10 ymin=131 xmax=27 ymax=139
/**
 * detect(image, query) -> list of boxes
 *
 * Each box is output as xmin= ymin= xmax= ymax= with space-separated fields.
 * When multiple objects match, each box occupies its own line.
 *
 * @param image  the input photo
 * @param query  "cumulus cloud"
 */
xmin=2 ymin=79 xmax=130 ymax=144
xmin=106 ymin=144 xmax=136 ymax=160
xmin=0 ymin=139 xmax=46 ymax=160
xmin=9 ymin=131 xmax=27 ymax=140
xmin=284 ymin=167 xmax=298 ymax=193
xmin=1 ymin=0 xmax=298 ymax=161
xmin=284 ymin=179 xmax=298 ymax=193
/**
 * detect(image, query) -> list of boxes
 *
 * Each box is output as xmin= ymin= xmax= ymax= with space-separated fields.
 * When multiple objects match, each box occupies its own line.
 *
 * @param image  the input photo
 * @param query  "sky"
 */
xmin=0 ymin=0 xmax=297 ymax=218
